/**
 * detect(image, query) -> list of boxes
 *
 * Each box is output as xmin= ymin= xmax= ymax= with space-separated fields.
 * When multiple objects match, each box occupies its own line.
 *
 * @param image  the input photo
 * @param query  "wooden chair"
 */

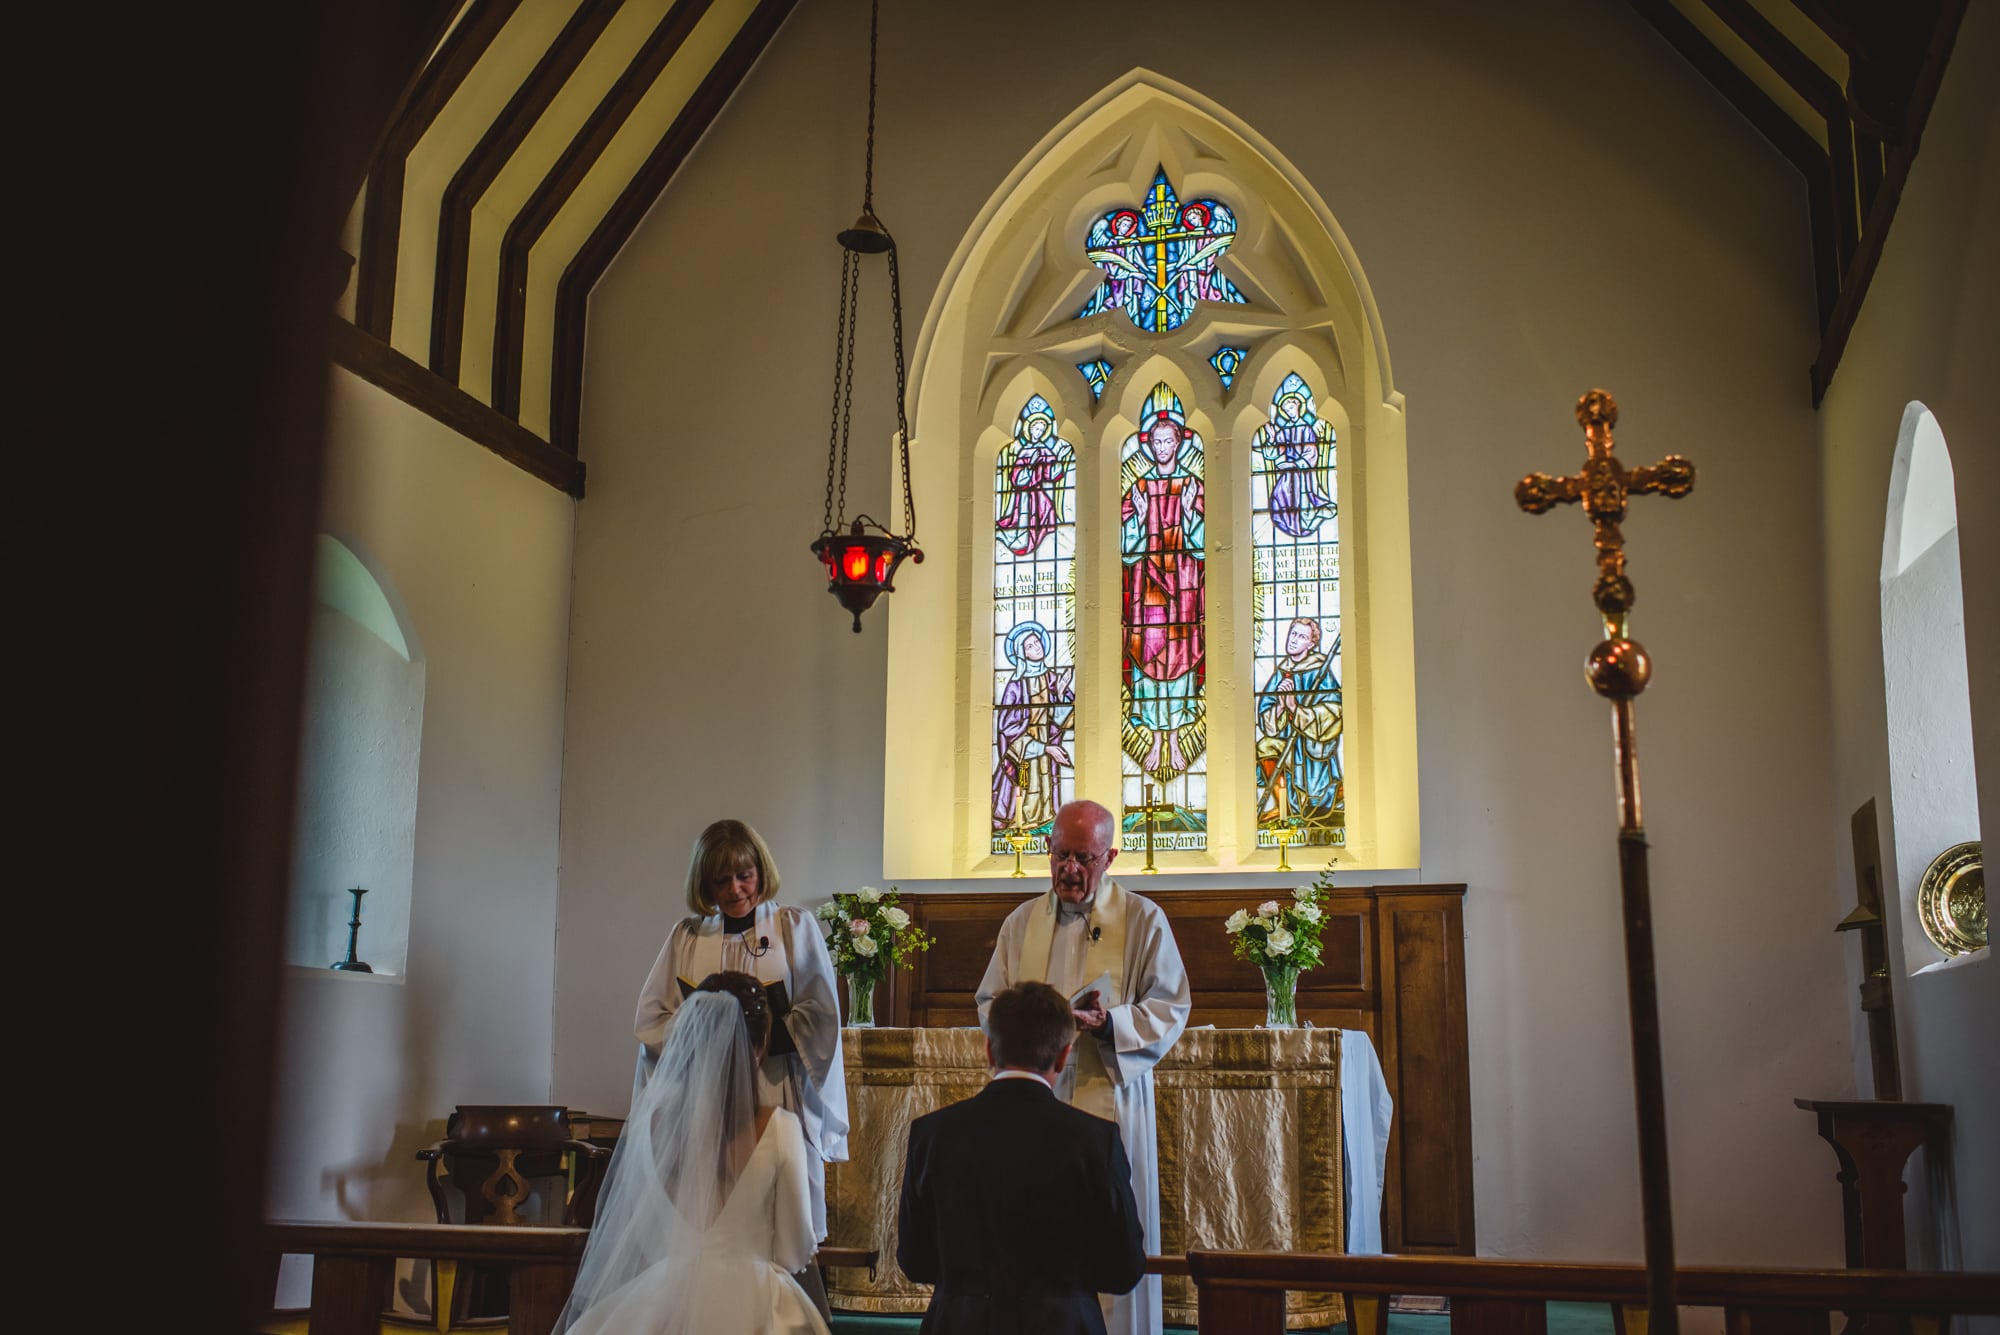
xmin=415 ymin=1106 xmax=611 ymax=1323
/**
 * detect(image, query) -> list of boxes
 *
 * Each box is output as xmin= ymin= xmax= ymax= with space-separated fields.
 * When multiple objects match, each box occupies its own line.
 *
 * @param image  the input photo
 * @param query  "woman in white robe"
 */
xmin=632 ymin=819 xmax=848 ymax=1310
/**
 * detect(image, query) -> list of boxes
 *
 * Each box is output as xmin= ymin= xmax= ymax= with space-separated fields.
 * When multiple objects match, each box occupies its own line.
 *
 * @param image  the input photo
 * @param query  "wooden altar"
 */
xmin=824 ymin=1026 xmax=1349 ymax=1330
xmin=863 ymin=884 xmax=1475 ymax=1256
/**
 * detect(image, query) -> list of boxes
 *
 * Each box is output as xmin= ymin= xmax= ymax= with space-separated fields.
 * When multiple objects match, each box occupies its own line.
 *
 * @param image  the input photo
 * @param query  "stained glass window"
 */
xmin=1250 ymin=372 xmax=1343 ymax=848
xmin=1209 ymin=346 xmax=1246 ymax=388
xmin=1078 ymin=168 xmax=1247 ymax=332
xmin=1077 ymin=358 xmax=1113 ymax=403
xmin=1119 ymin=383 xmax=1206 ymax=851
xmin=992 ymin=394 xmax=1078 ymax=854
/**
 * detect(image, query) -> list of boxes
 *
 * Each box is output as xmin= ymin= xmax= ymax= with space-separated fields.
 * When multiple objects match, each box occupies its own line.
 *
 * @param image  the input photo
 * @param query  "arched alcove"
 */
xmin=289 ymin=534 xmax=425 ymax=976
xmin=1880 ymin=403 xmax=1985 ymax=975
xmin=885 ymin=70 xmax=1416 ymax=878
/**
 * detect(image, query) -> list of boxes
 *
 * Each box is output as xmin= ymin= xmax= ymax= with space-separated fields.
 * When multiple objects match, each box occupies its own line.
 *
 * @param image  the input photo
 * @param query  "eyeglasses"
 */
xmin=1049 ymin=847 xmax=1106 ymax=867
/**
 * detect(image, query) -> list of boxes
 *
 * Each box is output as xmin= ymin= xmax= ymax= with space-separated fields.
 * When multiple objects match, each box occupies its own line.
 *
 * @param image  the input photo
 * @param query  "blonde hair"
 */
xmin=683 ymin=818 xmax=782 ymax=915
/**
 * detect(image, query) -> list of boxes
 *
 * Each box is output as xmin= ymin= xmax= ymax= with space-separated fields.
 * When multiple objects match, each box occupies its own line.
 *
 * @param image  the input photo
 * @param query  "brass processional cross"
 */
xmin=1517 ymin=389 xmax=1693 ymax=1335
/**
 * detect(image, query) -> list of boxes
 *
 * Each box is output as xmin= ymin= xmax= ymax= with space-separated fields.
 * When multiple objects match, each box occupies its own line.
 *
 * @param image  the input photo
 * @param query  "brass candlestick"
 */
xmin=331 ymin=885 xmax=373 ymax=973
xmin=1272 ymin=825 xmax=1297 ymax=872
xmin=1005 ymin=825 xmax=1032 ymax=878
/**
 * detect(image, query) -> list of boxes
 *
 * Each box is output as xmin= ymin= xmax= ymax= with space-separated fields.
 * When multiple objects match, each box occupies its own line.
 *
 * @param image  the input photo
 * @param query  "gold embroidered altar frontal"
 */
xmin=824 ymin=1026 xmax=1345 ymax=1330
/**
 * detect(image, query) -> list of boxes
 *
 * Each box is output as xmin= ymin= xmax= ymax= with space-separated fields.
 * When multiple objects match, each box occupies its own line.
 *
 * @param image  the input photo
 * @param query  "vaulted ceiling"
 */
xmin=335 ymin=0 xmax=1966 ymax=496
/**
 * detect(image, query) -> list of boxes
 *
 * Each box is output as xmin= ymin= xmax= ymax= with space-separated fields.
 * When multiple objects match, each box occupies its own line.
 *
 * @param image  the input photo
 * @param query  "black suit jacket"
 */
xmin=896 ymin=1075 xmax=1145 ymax=1335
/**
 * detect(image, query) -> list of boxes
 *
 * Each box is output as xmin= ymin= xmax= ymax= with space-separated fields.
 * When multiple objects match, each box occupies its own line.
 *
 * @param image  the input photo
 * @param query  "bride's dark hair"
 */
xmin=696 ymin=969 xmax=771 ymax=1055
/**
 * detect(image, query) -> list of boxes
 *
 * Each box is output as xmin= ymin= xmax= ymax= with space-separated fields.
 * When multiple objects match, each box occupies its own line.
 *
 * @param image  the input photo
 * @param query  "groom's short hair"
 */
xmin=986 ymin=982 xmax=1076 ymax=1071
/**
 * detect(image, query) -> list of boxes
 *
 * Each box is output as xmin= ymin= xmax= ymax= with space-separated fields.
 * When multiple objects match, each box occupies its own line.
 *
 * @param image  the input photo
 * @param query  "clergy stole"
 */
xmin=1017 ymin=879 xmax=1129 ymax=1121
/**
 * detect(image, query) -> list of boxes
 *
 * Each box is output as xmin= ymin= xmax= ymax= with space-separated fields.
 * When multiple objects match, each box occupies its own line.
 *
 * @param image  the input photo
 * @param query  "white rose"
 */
xmin=858 ymin=886 xmax=883 ymax=904
xmin=849 ymin=918 xmax=871 ymax=936
xmin=1295 ymin=902 xmax=1322 ymax=923
xmin=1224 ymin=909 xmax=1251 ymax=934
xmin=853 ymin=935 xmax=878 ymax=957
xmin=816 ymin=901 xmax=840 ymax=920
xmin=1257 ymin=900 xmax=1282 ymax=918
xmin=883 ymin=906 xmax=911 ymax=929
xmin=1255 ymin=915 xmax=1275 ymax=932
xmin=1266 ymin=927 xmax=1295 ymax=956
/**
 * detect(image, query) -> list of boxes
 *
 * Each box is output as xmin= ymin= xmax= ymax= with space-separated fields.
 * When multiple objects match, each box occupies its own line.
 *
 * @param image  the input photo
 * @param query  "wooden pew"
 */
xmin=1182 ymin=1251 xmax=2000 ymax=1335
xmin=264 ymin=1221 xmax=878 ymax=1334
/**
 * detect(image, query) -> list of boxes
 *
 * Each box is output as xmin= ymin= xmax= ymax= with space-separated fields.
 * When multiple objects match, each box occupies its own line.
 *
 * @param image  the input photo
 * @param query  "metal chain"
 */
xmin=835 ymin=250 xmax=860 ymax=528
xmin=821 ymin=247 xmax=856 ymax=533
xmin=861 ymin=0 xmax=878 ymax=212
xmin=887 ymin=242 xmax=915 ymax=542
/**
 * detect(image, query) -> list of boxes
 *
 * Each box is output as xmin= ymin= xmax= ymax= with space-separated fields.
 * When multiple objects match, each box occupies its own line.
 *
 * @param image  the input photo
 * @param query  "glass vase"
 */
xmin=1261 ymin=962 xmax=1300 ymax=1029
xmin=846 ymin=973 xmax=877 ymax=1028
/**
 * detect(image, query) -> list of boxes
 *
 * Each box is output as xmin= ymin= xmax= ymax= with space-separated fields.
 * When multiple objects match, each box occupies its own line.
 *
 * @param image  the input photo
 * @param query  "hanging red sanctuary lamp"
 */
xmin=811 ymin=0 xmax=921 ymax=633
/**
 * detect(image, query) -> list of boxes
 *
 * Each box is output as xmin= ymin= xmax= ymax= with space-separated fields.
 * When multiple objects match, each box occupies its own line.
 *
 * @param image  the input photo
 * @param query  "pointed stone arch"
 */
xmin=887 ymin=70 xmax=1416 ymax=877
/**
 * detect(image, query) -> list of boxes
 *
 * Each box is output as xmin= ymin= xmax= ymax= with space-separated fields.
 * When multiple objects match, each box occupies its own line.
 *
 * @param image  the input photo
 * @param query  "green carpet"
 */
xmin=832 ymin=1302 xmax=1615 ymax=1334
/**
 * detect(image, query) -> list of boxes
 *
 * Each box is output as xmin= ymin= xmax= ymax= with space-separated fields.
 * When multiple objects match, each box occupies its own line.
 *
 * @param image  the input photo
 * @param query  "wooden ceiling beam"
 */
xmin=1624 ymin=0 xmax=1840 ymax=328
xmin=429 ymin=0 xmax=625 ymax=384
xmin=331 ymin=317 xmax=585 ymax=495
xmin=1810 ymin=0 xmax=1968 ymax=404
xmin=491 ymin=0 xmax=717 ymax=422
xmin=549 ymin=0 xmax=799 ymax=454
xmin=354 ymin=0 xmax=523 ymax=340
xmin=1695 ymin=0 xmax=1857 ymax=271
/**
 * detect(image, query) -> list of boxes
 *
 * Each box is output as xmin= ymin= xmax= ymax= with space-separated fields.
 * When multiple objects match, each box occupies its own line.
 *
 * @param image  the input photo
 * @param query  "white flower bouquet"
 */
xmin=816 ymin=885 xmax=934 ymax=1025
xmin=1224 ymin=875 xmax=1330 ymax=1026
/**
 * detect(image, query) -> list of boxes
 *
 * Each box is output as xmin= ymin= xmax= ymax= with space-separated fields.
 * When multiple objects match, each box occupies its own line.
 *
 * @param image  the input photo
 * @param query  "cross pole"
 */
xmin=1517 ymin=389 xmax=1694 ymax=1335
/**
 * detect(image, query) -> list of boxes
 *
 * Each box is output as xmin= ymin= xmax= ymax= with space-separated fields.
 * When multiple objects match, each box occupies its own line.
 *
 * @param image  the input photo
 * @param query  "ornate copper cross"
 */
xmin=1515 ymin=388 xmax=1696 ymax=1335
xmin=1516 ymin=389 xmax=1695 ymax=638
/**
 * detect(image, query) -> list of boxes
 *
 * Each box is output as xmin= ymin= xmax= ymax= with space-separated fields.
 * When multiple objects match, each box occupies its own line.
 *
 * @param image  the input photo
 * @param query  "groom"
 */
xmin=896 ymin=982 xmax=1144 ymax=1334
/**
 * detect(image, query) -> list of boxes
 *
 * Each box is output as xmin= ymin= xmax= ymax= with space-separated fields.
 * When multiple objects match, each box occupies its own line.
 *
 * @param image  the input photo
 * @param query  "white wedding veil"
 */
xmin=554 ymin=988 xmax=765 ymax=1335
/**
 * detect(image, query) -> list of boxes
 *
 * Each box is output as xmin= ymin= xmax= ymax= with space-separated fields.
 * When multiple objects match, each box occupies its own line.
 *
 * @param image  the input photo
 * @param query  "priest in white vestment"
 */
xmin=976 ymin=800 xmax=1191 ymax=1335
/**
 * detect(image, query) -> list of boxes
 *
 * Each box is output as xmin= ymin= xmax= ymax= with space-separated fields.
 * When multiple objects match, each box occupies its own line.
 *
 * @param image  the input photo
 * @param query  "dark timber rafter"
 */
xmin=429 ymin=0 xmax=627 ymax=384
xmin=354 ymin=0 xmax=523 ymax=341
xmin=1623 ymin=0 xmax=1967 ymax=404
xmin=550 ymin=0 xmax=800 ymax=454
xmin=491 ymin=0 xmax=718 ymax=421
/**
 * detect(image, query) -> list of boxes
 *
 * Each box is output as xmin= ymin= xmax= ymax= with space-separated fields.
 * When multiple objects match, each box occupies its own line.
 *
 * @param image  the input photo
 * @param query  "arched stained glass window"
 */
xmin=1078 ymin=168 xmax=1246 ymax=332
xmin=1120 ymin=382 xmax=1207 ymax=849
xmin=991 ymin=394 xmax=1078 ymax=852
xmin=1250 ymin=373 xmax=1343 ymax=847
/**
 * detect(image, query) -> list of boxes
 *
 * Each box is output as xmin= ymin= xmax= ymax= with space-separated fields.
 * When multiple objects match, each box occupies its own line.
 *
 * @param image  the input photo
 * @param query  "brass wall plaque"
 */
xmin=1917 ymin=841 xmax=1986 ymax=957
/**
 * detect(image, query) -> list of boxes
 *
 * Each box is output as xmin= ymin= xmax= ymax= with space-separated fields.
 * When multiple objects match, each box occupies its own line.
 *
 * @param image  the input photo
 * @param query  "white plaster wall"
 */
xmin=561 ymin=0 xmax=1856 ymax=1266
xmin=268 ymin=369 xmax=576 ymax=1277
xmin=1818 ymin=1 xmax=1999 ymax=1283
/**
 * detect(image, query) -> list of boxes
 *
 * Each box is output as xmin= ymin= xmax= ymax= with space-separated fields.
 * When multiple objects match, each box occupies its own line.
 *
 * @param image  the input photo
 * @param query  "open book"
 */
xmin=1069 ymin=971 xmax=1116 ymax=1011
xmin=677 ymin=975 xmax=798 ymax=1057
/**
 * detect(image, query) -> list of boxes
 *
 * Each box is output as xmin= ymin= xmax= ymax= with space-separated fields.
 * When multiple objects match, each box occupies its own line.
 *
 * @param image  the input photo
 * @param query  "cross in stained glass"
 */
xmin=1210 ymin=346 xmax=1246 ymax=388
xmin=1077 ymin=358 xmax=1113 ymax=403
xmin=1078 ymin=168 xmax=1247 ymax=333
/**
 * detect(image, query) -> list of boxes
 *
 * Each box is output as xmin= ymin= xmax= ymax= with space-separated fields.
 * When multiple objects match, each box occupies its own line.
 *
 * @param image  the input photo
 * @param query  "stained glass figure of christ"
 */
xmin=992 ymin=395 xmax=1077 ymax=853
xmin=1078 ymin=168 xmax=1247 ymax=333
xmin=1120 ymin=383 xmax=1206 ymax=850
xmin=1251 ymin=373 xmax=1344 ymax=847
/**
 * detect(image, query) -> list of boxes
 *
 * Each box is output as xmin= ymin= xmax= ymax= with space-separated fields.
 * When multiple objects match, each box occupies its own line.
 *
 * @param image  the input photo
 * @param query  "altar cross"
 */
xmin=1515 ymin=389 xmax=1694 ymax=636
xmin=1135 ymin=780 xmax=1166 ymax=874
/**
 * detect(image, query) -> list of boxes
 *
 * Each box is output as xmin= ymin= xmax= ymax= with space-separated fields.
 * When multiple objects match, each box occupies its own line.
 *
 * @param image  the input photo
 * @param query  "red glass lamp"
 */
xmin=811 ymin=0 xmax=921 ymax=634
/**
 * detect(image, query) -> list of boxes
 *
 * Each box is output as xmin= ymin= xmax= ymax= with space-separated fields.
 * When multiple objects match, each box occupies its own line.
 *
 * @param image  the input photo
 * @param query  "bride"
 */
xmin=556 ymin=972 xmax=831 ymax=1335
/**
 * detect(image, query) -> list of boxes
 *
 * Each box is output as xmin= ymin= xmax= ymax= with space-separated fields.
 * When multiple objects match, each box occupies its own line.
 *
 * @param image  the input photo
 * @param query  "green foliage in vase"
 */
xmin=1223 ymin=869 xmax=1330 ymax=972
xmin=817 ymin=885 xmax=935 ymax=987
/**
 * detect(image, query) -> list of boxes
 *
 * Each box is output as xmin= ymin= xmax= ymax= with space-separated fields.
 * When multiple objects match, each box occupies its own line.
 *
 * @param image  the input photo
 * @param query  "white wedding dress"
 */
xmin=565 ymin=1109 xmax=828 ymax=1335
xmin=558 ymin=992 xmax=832 ymax=1335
